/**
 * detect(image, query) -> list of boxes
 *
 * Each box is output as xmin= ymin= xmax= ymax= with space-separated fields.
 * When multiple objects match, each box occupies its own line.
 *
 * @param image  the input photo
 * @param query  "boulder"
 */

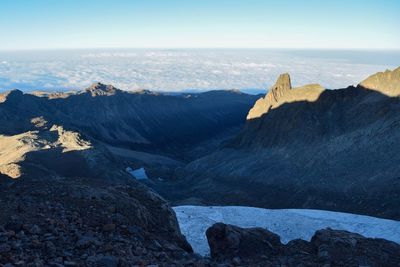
xmin=206 ymin=223 xmax=400 ymax=266
xmin=206 ymin=222 xmax=283 ymax=261
xmin=311 ymin=228 xmax=400 ymax=266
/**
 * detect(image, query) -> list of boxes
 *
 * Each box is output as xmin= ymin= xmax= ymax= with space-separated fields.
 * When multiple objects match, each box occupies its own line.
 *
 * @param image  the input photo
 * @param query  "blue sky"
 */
xmin=0 ymin=0 xmax=399 ymax=50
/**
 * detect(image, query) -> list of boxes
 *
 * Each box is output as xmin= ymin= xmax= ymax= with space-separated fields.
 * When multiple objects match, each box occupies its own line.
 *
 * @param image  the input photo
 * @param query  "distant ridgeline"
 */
xmin=0 ymin=83 xmax=257 ymax=154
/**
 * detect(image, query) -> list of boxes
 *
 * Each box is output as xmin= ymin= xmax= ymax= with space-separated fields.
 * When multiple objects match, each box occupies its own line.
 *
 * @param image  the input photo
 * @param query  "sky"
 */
xmin=0 ymin=0 xmax=399 ymax=50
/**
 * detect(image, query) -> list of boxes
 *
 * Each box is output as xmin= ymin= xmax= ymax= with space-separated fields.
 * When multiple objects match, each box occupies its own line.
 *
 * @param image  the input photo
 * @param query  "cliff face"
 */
xmin=172 ymin=67 xmax=400 ymax=220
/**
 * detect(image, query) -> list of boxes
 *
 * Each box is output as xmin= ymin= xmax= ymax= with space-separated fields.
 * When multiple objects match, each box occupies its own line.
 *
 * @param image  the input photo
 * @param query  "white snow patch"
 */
xmin=173 ymin=206 xmax=400 ymax=256
xmin=126 ymin=167 xmax=148 ymax=180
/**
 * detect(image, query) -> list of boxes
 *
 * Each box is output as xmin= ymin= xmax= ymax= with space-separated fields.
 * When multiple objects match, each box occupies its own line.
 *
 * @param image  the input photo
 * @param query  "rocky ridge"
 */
xmin=0 ymin=85 xmax=258 ymax=167
xmin=359 ymin=67 xmax=400 ymax=96
xmin=84 ymin=82 xmax=121 ymax=97
xmin=171 ymin=67 xmax=400 ymax=220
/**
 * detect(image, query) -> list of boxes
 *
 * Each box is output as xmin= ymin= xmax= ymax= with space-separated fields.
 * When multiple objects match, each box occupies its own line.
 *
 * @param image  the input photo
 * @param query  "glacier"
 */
xmin=173 ymin=206 xmax=400 ymax=256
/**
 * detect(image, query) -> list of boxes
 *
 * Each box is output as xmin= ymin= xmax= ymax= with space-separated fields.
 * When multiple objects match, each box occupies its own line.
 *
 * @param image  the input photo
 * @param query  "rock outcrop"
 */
xmin=85 ymin=82 xmax=121 ymax=97
xmin=206 ymin=223 xmax=400 ymax=266
xmin=247 ymin=73 xmax=324 ymax=120
xmin=359 ymin=66 xmax=400 ymax=96
xmin=269 ymin=73 xmax=292 ymax=101
xmin=206 ymin=223 xmax=283 ymax=261
xmin=0 ymin=122 xmax=95 ymax=179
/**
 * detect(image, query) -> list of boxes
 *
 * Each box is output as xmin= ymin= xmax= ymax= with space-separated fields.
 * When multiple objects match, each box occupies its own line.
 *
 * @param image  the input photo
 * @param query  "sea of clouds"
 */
xmin=0 ymin=49 xmax=398 ymax=93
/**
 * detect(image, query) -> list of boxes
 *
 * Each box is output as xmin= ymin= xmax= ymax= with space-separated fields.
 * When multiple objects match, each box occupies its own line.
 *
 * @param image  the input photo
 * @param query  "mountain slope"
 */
xmin=172 ymin=67 xmax=400 ymax=220
xmin=0 ymin=85 xmax=258 ymax=181
xmin=0 ymin=85 xmax=257 ymax=157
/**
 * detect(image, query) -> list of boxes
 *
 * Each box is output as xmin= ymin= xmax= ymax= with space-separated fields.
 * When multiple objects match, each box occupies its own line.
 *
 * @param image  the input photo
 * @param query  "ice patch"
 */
xmin=126 ymin=167 xmax=148 ymax=180
xmin=173 ymin=206 xmax=400 ymax=256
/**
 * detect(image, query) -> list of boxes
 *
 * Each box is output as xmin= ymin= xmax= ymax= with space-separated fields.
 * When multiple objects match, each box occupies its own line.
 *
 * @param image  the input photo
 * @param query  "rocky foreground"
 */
xmin=2 ymin=190 xmax=400 ymax=267
xmin=0 ymin=177 xmax=211 ymax=267
xmin=206 ymin=223 xmax=400 ymax=267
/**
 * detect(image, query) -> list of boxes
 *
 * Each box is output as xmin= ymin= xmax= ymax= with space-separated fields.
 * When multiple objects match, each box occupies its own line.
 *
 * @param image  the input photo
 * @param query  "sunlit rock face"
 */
xmin=0 ymin=124 xmax=94 ymax=179
xmin=247 ymin=73 xmax=324 ymax=120
xmin=84 ymin=82 xmax=121 ymax=97
xmin=359 ymin=67 xmax=400 ymax=96
xmin=269 ymin=73 xmax=292 ymax=102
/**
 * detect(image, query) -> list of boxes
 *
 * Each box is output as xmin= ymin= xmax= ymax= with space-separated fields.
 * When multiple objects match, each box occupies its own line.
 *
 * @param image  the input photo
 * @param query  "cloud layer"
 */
xmin=0 ymin=49 xmax=398 ymax=92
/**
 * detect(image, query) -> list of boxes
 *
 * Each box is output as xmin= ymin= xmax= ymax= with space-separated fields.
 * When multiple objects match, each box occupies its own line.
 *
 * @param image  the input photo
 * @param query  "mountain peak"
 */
xmin=0 ymin=89 xmax=24 ymax=103
xmin=247 ymin=73 xmax=324 ymax=120
xmin=268 ymin=73 xmax=292 ymax=102
xmin=85 ymin=82 xmax=120 ymax=96
xmin=359 ymin=67 xmax=400 ymax=96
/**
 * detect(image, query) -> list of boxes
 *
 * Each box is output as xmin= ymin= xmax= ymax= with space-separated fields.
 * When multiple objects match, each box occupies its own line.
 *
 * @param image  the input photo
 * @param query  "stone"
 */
xmin=102 ymin=224 xmax=116 ymax=232
xmin=97 ymin=255 xmax=119 ymax=267
xmin=0 ymin=243 xmax=11 ymax=253
xmin=29 ymin=224 xmax=41 ymax=235
xmin=206 ymin=222 xmax=283 ymax=260
xmin=4 ymin=221 xmax=23 ymax=232
xmin=311 ymin=228 xmax=400 ymax=266
xmin=76 ymin=236 xmax=95 ymax=249
xmin=64 ymin=261 xmax=78 ymax=266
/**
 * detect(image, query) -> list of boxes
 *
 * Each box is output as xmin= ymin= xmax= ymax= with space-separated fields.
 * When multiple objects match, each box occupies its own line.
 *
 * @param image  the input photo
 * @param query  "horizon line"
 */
xmin=1 ymin=47 xmax=400 ymax=52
